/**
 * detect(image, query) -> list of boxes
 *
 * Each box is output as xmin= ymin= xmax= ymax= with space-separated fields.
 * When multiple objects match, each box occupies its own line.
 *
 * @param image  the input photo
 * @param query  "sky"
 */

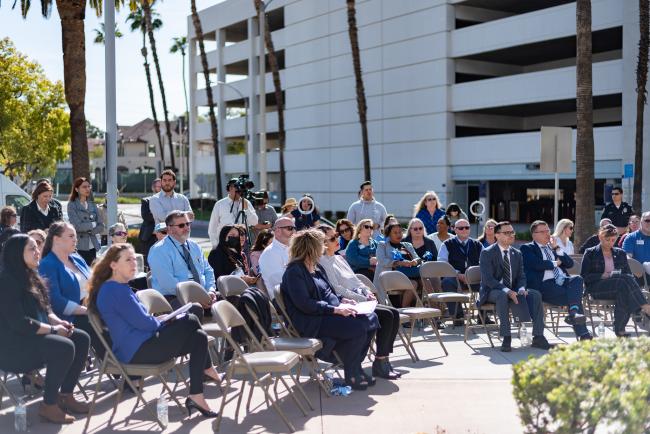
xmin=0 ymin=0 xmax=223 ymax=130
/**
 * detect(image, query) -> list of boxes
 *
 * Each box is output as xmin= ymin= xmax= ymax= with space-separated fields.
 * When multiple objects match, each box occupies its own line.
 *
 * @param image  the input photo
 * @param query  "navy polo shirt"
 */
xmin=622 ymin=230 xmax=650 ymax=263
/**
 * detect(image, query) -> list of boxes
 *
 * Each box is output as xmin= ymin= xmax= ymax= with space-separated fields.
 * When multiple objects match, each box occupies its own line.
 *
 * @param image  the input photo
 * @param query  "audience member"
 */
xmin=344 ymin=218 xmax=378 ymax=280
xmin=374 ymin=214 xmax=398 ymax=243
xmin=258 ymin=217 xmax=294 ymax=298
xmin=521 ymin=221 xmax=591 ymax=340
xmin=89 ymin=244 xmax=219 ymax=418
xmin=250 ymin=229 xmax=273 ymax=273
xmin=477 ymin=221 xmax=551 ymax=352
xmin=251 ymin=190 xmax=277 ymax=242
xmin=582 ymin=224 xmax=650 ymax=336
xmin=149 ymin=170 xmax=193 ymax=224
xmin=618 ymin=214 xmax=640 ymax=247
xmin=291 ymin=194 xmax=321 ymax=231
xmin=347 ymin=181 xmax=388 ymax=239
xmin=622 ymin=211 xmax=650 ymax=265
xmin=477 ymin=219 xmax=498 ymax=248
xmin=67 ymin=177 xmax=103 ymax=266
xmin=445 ymin=203 xmax=468 ymax=229
xmin=280 ymin=229 xmax=378 ymax=390
xmin=28 ymin=229 xmax=47 ymax=254
xmin=148 ymin=211 xmax=216 ymax=308
xmin=154 ymin=222 xmax=167 ymax=241
xmin=138 ymin=178 xmax=162 ymax=263
xmin=0 ymin=206 xmax=19 ymax=254
xmin=404 ymin=218 xmax=438 ymax=262
xmin=208 ymin=225 xmax=259 ymax=286
xmin=208 ymin=178 xmax=258 ymax=248
xmin=579 ymin=218 xmax=612 ymax=254
xmin=97 ymin=193 xmax=127 ymax=246
xmin=20 ymin=180 xmax=63 ymax=233
xmin=551 ymin=219 xmax=575 ymax=255
xmin=427 ymin=216 xmax=454 ymax=250
xmin=413 ymin=191 xmax=446 ymax=235
xmin=97 ymin=223 xmax=128 ymax=256
xmin=0 ymin=235 xmax=90 ymax=424
xmin=335 ymin=218 xmax=354 ymax=253
xmin=601 ymin=186 xmax=634 ymax=235
xmin=318 ymin=225 xmax=401 ymax=379
xmin=280 ymin=198 xmax=297 ymax=217
xmin=376 ymin=222 xmax=422 ymax=308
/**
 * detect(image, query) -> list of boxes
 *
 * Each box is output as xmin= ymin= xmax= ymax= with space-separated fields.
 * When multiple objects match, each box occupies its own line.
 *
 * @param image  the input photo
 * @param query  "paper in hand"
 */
xmin=158 ymin=303 xmax=193 ymax=323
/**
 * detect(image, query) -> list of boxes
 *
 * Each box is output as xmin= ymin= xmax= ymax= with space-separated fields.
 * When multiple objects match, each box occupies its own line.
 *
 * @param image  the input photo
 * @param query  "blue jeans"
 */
xmin=540 ymin=276 xmax=589 ymax=338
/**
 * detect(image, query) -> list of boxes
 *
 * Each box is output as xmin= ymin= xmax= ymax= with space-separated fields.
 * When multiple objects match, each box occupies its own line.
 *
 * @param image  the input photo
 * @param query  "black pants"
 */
xmin=130 ymin=314 xmax=210 ymax=395
xmin=355 ymin=268 xmax=375 ymax=281
xmin=588 ymin=274 xmax=647 ymax=333
xmin=73 ymin=314 xmax=105 ymax=362
xmin=77 ymin=249 xmax=97 ymax=267
xmin=374 ymin=305 xmax=400 ymax=357
xmin=163 ymin=296 xmax=205 ymax=323
xmin=1 ymin=330 xmax=90 ymax=405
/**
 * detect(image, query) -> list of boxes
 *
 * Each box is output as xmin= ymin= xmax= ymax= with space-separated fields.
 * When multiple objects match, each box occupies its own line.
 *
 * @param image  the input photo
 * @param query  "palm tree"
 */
xmin=190 ymin=0 xmax=222 ymax=196
xmin=93 ymin=22 xmax=123 ymax=44
xmin=575 ymin=0 xmax=595 ymax=247
xmin=126 ymin=5 xmax=165 ymax=166
xmin=634 ymin=0 xmax=649 ymax=212
xmin=253 ymin=0 xmax=286 ymax=203
xmin=346 ymin=0 xmax=371 ymax=182
xmin=170 ymin=36 xmax=189 ymax=116
xmin=140 ymin=0 xmax=175 ymax=170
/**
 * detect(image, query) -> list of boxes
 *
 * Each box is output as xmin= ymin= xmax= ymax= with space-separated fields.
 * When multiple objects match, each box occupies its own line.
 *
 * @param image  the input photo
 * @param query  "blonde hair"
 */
xmin=413 ymin=191 xmax=442 ymax=217
xmin=552 ymin=219 xmax=574 ymax=238
xmin=353 ymin=218 xmax=374 ymax=241
xmin=478 ymin=219 xmax=498 ymax=242
xmin=406 ymin=218 xmax=425 ymax=237
xmin=288 ymin=229 xmax=324 ymax=268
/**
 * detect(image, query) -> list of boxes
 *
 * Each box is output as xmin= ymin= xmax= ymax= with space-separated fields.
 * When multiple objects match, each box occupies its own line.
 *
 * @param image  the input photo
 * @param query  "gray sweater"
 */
xmin=347 ymin=199 xmax=388 ymax=238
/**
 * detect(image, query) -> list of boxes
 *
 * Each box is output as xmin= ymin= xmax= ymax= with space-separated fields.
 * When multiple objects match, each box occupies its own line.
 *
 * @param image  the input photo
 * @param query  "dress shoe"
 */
xmin=500 ymin=336 xmax=512 ymax=352
xmin=564 ymin=312 xmax=586 ymax=326
xmin=578 ymin=334 xmax=593 ymax=341
xmin=387 ymin=361 xmax=402 ymax=378
xmin=185 ymin=397 xmax=218 ymax=418
xmin=531 ymin=335 xmax=554 ymax=350
xmin=58 ymin=393 xmax=89 ymax=414
xmin=453 ymin=319 xmax=465 ymax=327
xmin=39 ymin=403 xmax=75 ymax=424
xmin=372 ymin=359 xmax=399 ymax=380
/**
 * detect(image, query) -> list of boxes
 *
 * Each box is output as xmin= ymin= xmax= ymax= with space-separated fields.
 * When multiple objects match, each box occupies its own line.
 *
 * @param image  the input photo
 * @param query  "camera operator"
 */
xmin=208 ymin=177 xmax=258 ymax=248
xmin=251 ymin=190 xmax=277 ymax=243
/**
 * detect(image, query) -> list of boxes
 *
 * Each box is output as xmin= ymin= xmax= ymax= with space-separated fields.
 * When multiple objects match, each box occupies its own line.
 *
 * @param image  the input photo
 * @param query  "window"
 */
xmin=7 ymin=195 xmax=29 ymax=215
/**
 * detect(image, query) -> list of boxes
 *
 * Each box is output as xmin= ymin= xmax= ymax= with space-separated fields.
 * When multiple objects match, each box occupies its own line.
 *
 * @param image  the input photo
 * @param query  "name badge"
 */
xmin=359 ymin=245 xmax=366 ymax=250
xmin=637 ymin=240 xmax=645 ymax=246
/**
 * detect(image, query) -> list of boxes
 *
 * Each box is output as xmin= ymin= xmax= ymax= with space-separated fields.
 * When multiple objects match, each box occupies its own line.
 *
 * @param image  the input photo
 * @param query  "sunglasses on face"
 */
xmin=170 ymin=222 xmax=192 ymax=229
xmin=114 ymin=231 xmax=127 ymax=237
xmin=644 ymin=220 xmax=650 ymax=223
xmin=327 ymin=236 xmax=337 ymax=242
xmin=412 ymin=227 xmax=424 ymax=232
xmin=426 ymin=198 xmax=437 ymax=202
xmin=159 ymin=230 xmax=167 ymax=235
xmin=278 ymin=226 xmax=296 ymax=231
xmin=455 ymin=226 xmax=470 ymax=230
xmin=340 ymin=227 xmax=352 ymax=233
xmin=362 ymin=225 xmax=373 ymax=230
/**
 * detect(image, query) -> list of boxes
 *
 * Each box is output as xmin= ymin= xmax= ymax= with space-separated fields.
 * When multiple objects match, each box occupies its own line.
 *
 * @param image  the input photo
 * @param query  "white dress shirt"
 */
xmin=208 ymin=196 xmax=259 ymax=247
xmin=258 ymin=238 xmax=289 ymax=299
xmin=535 ymin=241 xmax=566 ymax=282
xmin=498 ymin=244 xmax=526 ymax=294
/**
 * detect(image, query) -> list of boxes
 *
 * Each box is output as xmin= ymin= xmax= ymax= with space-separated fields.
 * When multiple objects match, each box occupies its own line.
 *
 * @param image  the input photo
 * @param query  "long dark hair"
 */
xmin=87 ymin=243 xmax=133 ymax=315
xmin=252 ymin=230 xmax=274 ymax=252
xmin=218 ymin=225 xmax=243 ymax=267
xmin=42 ymin=221 xmax=73 ymax=258
xmin=2 ymin=235 xmax=50 ymax=312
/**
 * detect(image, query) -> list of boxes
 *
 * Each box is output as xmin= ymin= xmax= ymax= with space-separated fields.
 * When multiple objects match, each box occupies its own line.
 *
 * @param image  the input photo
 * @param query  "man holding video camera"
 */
xmin=208 ymin=176 xmax=259 ymax=248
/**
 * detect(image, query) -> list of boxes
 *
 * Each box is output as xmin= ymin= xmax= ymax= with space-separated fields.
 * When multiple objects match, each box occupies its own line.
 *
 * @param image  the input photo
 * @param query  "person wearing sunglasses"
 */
xmin=437 ymin=219 xmax=483 ymax=322
xmin=551 ymin=219 xmax=575 ymax=255
xmin=154 ymin=222 xmax=168 ymax=241
xmin=148 ymin=211 xmax=217 ymax=309
xmin=403 ymin=218 xmax=438 ymax=263
xmin=335 ymin=218 xmax=354 ymax=254
xmin=477 ymin=219 xmax=498 ymax=249
xmin=97 ymin=223 xmax=129 ymax=257
xmin=344 ymin=218 xmax=378 ymax=280
xmin=601 ymin=186 xmax=634 ymax=235
xmin=258 ymin=217 xmax=296 ymax=299
xmin=617 ymin=214 xmax=640 ymax=248
xmin=622 ymin=211 xmax=650 ymax=269
xmin=413 ymin=191 xmax=445 ymax=235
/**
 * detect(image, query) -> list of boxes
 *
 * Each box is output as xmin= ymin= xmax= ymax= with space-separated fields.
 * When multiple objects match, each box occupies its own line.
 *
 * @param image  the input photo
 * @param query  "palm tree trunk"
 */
xmin=55 ymin=0 xmax=90 ymax=180
xmin=142 ymin=0 xmax=175 ymax=170
xmin=181 ymin=51 xmax=189 ymax=116
xmin=253 ymin=0 xmax=286 ymax=203
xmin=141 ymin=33 xmax=165 ymax=166
xmin=575 ymin=0 xmax=595 ymax=247
xmin=634 ymin=0 xmax=649 ymax=212
xmin=190 ymin=0 xmax=223 ymax=196
xmin=346 ymin=0 xmax=371 ymax=182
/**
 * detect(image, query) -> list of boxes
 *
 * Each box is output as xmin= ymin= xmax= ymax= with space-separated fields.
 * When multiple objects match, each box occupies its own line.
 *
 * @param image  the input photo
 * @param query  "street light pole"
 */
xmin=217 ymin=81 xmax=249 ymax=179
xmin=105 ymin=0 xmax=118 ymax=233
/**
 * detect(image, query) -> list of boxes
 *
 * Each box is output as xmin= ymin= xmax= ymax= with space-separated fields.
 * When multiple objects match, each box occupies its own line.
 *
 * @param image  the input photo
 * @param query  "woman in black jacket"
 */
xmin=581 ymin=224 xmax=650 ymax=336
xmin=0 ymin=235 xmax=90 ymax=424
xmin=208 ymin=225 xmax=259 ymax=286
xmin=20 ymin=180 xmax=63 ymax=233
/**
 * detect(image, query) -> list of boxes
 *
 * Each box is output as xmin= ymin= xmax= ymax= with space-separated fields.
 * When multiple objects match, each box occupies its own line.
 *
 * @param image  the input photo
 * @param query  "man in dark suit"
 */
xmin=139 ymin=178 xmax=161 ymax=265
xmin=521 ymin=220 xmax=591 ymax=341
xmin=478 ymin=221 xmax=551 ymax=352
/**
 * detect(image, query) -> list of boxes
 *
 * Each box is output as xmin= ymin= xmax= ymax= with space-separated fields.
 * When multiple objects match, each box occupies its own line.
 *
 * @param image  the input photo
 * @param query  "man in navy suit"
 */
xmin=521 ymin=220 xmax=591 ymax=340
xmin=478 ymin=221 xmax=551 ymax=352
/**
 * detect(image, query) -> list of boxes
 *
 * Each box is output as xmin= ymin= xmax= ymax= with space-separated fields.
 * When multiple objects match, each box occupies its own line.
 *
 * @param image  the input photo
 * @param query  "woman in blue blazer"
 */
xmin=581 ymin=224 xmax=650 ymax=336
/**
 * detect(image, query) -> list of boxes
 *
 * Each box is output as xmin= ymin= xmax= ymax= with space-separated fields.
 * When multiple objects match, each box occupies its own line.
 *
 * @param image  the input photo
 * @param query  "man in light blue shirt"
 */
xmin=149 ymin=169 xmax=193 ymax=224
xmin=148 ymin=210 xmax=216 ymax=308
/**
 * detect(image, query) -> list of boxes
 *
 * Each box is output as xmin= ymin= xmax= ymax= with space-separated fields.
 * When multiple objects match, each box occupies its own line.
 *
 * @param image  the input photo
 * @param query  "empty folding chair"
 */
xmin=420 ymin=261 xmax=471 ymax=325
xmin=463 ymin=266 xmax=498 ymax=347
xmin=217 ymin=275 xmax=249 ymax=298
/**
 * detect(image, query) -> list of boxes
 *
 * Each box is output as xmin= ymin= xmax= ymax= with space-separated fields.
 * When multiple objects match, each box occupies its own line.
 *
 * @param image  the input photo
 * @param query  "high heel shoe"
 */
xmin=185 ymin=397 xmax=218 ymax=418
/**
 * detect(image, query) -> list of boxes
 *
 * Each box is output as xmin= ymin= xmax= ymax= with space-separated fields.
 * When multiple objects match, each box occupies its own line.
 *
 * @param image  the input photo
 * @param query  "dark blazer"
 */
xmin=280 ymin=261 xmax=341 ymax=339
xmin=520 ymin=242 xmax=574 ymax=291
xmin=20 ymin=199 xmax=63 ymax=232
xmin=139 ymin=197 xmax=155 ymax=243
xmin=580 ymin=245 xmax=631 ymax=289
xmin=578 ymin=234 xmax=600 ymax=254
xmin=39 ymin=252 xmax=91 ymax=322
xmin=478 ymin=243 xmax=526 ymax=307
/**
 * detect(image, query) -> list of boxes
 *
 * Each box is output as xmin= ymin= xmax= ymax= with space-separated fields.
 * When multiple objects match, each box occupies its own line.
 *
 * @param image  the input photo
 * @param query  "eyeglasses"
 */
xmin=362 ymin=225 xmax=373 ymax=230
xmin=534 ymin=229 xmax=550 ymax=234
xmin=412 ymin=227 xmax=424 ymax=232
xmin=278 ymin=226 xmax=296 ymax=231
xmin=426 ymin=198 xmax=437 ymax=202
xmin=170 ymin=222 xmax=192 ymax=229
xmin=455 ymin=226 xmax=470 ymax=230
xmin=568 ymin=226 xmax=574 ymax=230
xmin=114 ymin=231 xmax=127 ymax=237
xmin=327 ymin=236 xmax=337 ymax=242
xmin=612 ymin=192 xmax=621 ymax=196
xmin=644 ymin=219 xmax=650 ymax=223
xmin=339 ymin=227 xmax=352 ymax=233
xmin=159 ymin=230 xmax=167 ymax=235
xmin=498 ymin=230 xmax=515 ymax=236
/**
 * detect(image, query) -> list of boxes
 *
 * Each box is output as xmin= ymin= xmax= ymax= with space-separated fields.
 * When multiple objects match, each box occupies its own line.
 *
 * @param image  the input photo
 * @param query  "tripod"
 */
xmin=231 ymin=195 xmax=254 ymax=260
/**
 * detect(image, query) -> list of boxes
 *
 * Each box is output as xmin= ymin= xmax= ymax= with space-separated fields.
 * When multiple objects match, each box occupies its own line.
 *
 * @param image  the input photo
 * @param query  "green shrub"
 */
xmin=512 ymin=337 xmax=650 ymax=434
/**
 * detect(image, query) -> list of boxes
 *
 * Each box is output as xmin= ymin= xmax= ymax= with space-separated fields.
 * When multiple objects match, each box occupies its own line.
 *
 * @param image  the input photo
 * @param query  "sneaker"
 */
xmin=500 ymin=336 xmax=512 ymax=352
xmin=531 ymin=335 xmax=554 ymax=350
xmin=564 ymin=312 xmax=587 ymax=326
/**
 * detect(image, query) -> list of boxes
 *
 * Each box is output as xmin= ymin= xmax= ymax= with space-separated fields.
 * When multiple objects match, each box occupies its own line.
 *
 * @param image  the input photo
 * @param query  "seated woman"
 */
xmin=344 ymin=218 xmax=378 ymax=280
xmin=0 ymin=235 xmax=90 ymax=424
xmin=291 ymin=194 xmax=321 ymax=231
xmin=552 ymin=218 xmax=575 ymax=255
xmin=318 ymin=225 xmax=401 ymax=380
xmin=88 ymin=244 xmax=220 ymax=417
xmin=39 ymin=222 xmax=104 ymax=360
xmin=477 ymin=219 xmax=498 ymax=248
xmin=250 ymin=229 xmax=273 ymax=273
xmin=404 ymin=218 xmax=438 ymax=262
xmin=581 ymin=224 xmax=650 ymax=337
xmin=208 ymin=225 xmax=259 ymax=286
xmin=335 ymin=218 xmax=354 ymax=254
xmin=427 ymin=216 xmax=454 ymax=251
xmin=374 ymin=214 xmax=398 ymax=243
xmin=280 ymin=229 xmax=378 ymax=390
xmin=97 ymin=223 xmax=129 ymax=257
xmin=375 ymin=222 xmax=422 ymax=308
xmin=28 ymin=229 xmax=47 ymax=254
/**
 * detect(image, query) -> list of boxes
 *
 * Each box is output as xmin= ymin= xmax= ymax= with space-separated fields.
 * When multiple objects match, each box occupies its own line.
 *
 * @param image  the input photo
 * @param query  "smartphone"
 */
xmin=611 ymin=269 xmax=622 ymax=276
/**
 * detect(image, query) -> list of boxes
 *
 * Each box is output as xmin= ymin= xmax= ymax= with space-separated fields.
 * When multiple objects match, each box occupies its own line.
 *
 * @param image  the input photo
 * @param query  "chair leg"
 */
xmin=288 ymin=370 xmax=314 ymax=411
xmin=214 ymin=367 xmax=234 ymax=432
xmin=308 ymin=357 xmax=332 ymax=396
xmin=83 ymin=365 xmax=106 ymax=433
xmin=159 ymin=376 xmax=184 ymax=413
xmin=398 ymin=328 xmax=418 ymax=362
xmin=259 ymin=379 xmax=296 ymax=433
xmin=234 ymin=378 xmax=247 ymax=423
xmin=429 ymin=318 xmax=448 ymax=356
xmin=480 ymin=310 xmax=495 ymax=348
xmin=278 ymin=375 xmax=308 ymax=416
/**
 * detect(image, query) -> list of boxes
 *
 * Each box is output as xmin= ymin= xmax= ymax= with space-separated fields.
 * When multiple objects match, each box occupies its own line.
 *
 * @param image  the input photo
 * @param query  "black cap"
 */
xmin=227 ymin=178 xmax=238 ymax=187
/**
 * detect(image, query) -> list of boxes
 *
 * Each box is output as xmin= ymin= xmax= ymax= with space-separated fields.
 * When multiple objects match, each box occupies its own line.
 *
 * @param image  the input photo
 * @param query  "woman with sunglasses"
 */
xmin=552 ymin=219 xmax=575 ymax=255
xmin=97 ymin=223 xmax=129 ymax=257
xmin=413 ymin=191 xmax=445 ymax=235
xmin=404 ymin=218 xmax=438 ymax=263
xmin=477 ymin=219 xmax=498 ymax=248
xmin=344 ymin=219 xmax=378 ymax=280
xmin=335 ymin=218 xmax=354 ymax=254
xmin=581 ymin=224 xmax=650 ymax=337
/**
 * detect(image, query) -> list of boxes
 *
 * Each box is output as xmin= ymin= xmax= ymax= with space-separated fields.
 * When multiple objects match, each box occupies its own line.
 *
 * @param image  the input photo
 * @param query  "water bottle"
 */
xmin=14 ymin=397 xmax=26 ymax=432
xmin=598 ymin=321 xmax=606 ymax=338
xmin=156 ymin=395 xmax=168 ymax=428
xmin=520 ymin=325 xmax=531 ymax=347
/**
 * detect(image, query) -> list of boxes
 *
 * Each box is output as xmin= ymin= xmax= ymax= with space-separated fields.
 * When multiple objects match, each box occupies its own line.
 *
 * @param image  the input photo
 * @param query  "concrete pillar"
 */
xmin=216 ymin=28 xmax=227 ymax=197
xmin=247 ymin=16 xmax=260 ymax=188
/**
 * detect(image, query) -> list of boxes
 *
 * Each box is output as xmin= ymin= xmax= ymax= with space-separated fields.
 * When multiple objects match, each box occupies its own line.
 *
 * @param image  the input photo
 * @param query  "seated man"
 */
xmin=622 ymin=211 xmax=650 ymax=284
xmin=521 ymin=220 xmax=591 ymax=341
xmin=148 ymin=210 xmax=216 ymax=310
xmin=258 ymin=217 xmax=295 ymax=299
xmin=477 ymin=221 xmax=551 ymax=352
xmin=579 ymin=218 xmax=612 ymax=254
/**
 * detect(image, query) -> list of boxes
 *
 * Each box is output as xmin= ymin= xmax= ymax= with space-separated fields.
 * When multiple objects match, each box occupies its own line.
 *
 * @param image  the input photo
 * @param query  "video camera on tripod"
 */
xmin=232 ymin=174 xmax=266 ymax=207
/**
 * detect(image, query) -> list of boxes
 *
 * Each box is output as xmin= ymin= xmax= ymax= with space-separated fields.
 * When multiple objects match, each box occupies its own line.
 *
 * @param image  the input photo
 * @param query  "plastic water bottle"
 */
xmin=156 ymin=395 xmax=168 ymax=428
xmin=520 ymin=325 xmax=531 ymax=347
xmin=14 ymin=397 xmax=26 ymax=432
xmin=598 ymin=321 xmax=606 ymax=338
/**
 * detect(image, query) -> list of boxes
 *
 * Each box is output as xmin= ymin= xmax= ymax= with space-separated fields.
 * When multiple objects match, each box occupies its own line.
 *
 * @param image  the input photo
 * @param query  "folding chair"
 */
xmin=211 ymin=301 xmax=312 ymax=433
xmin=628 ymin=257 xmax=648 ymax=289
xmin=463 ymin=266 xmax=497 ymax=347
xmin=378 ymin=271 xmax=448 ymax=357
xmin=84 ymin=311 xmax=183 ymax=431
xmin=566 ymin=255 xmax=583 ymax=276
xmin=420 ymin=261 xmax=471 ymax=325
xmin=217 ymin=275 xmax=249 ymax=298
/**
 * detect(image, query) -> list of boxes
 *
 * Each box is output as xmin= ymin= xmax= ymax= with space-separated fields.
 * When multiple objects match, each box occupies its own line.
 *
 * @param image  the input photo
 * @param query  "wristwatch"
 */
xmin=50 ymin=325 xmax=57 ymax=335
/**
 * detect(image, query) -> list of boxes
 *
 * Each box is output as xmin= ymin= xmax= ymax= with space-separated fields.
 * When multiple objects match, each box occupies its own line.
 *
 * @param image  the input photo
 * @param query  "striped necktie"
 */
xmin=542 ymin=245 xmax=564 ymax=285
xmin=502 ymin=249 xmax=511 ymax=288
